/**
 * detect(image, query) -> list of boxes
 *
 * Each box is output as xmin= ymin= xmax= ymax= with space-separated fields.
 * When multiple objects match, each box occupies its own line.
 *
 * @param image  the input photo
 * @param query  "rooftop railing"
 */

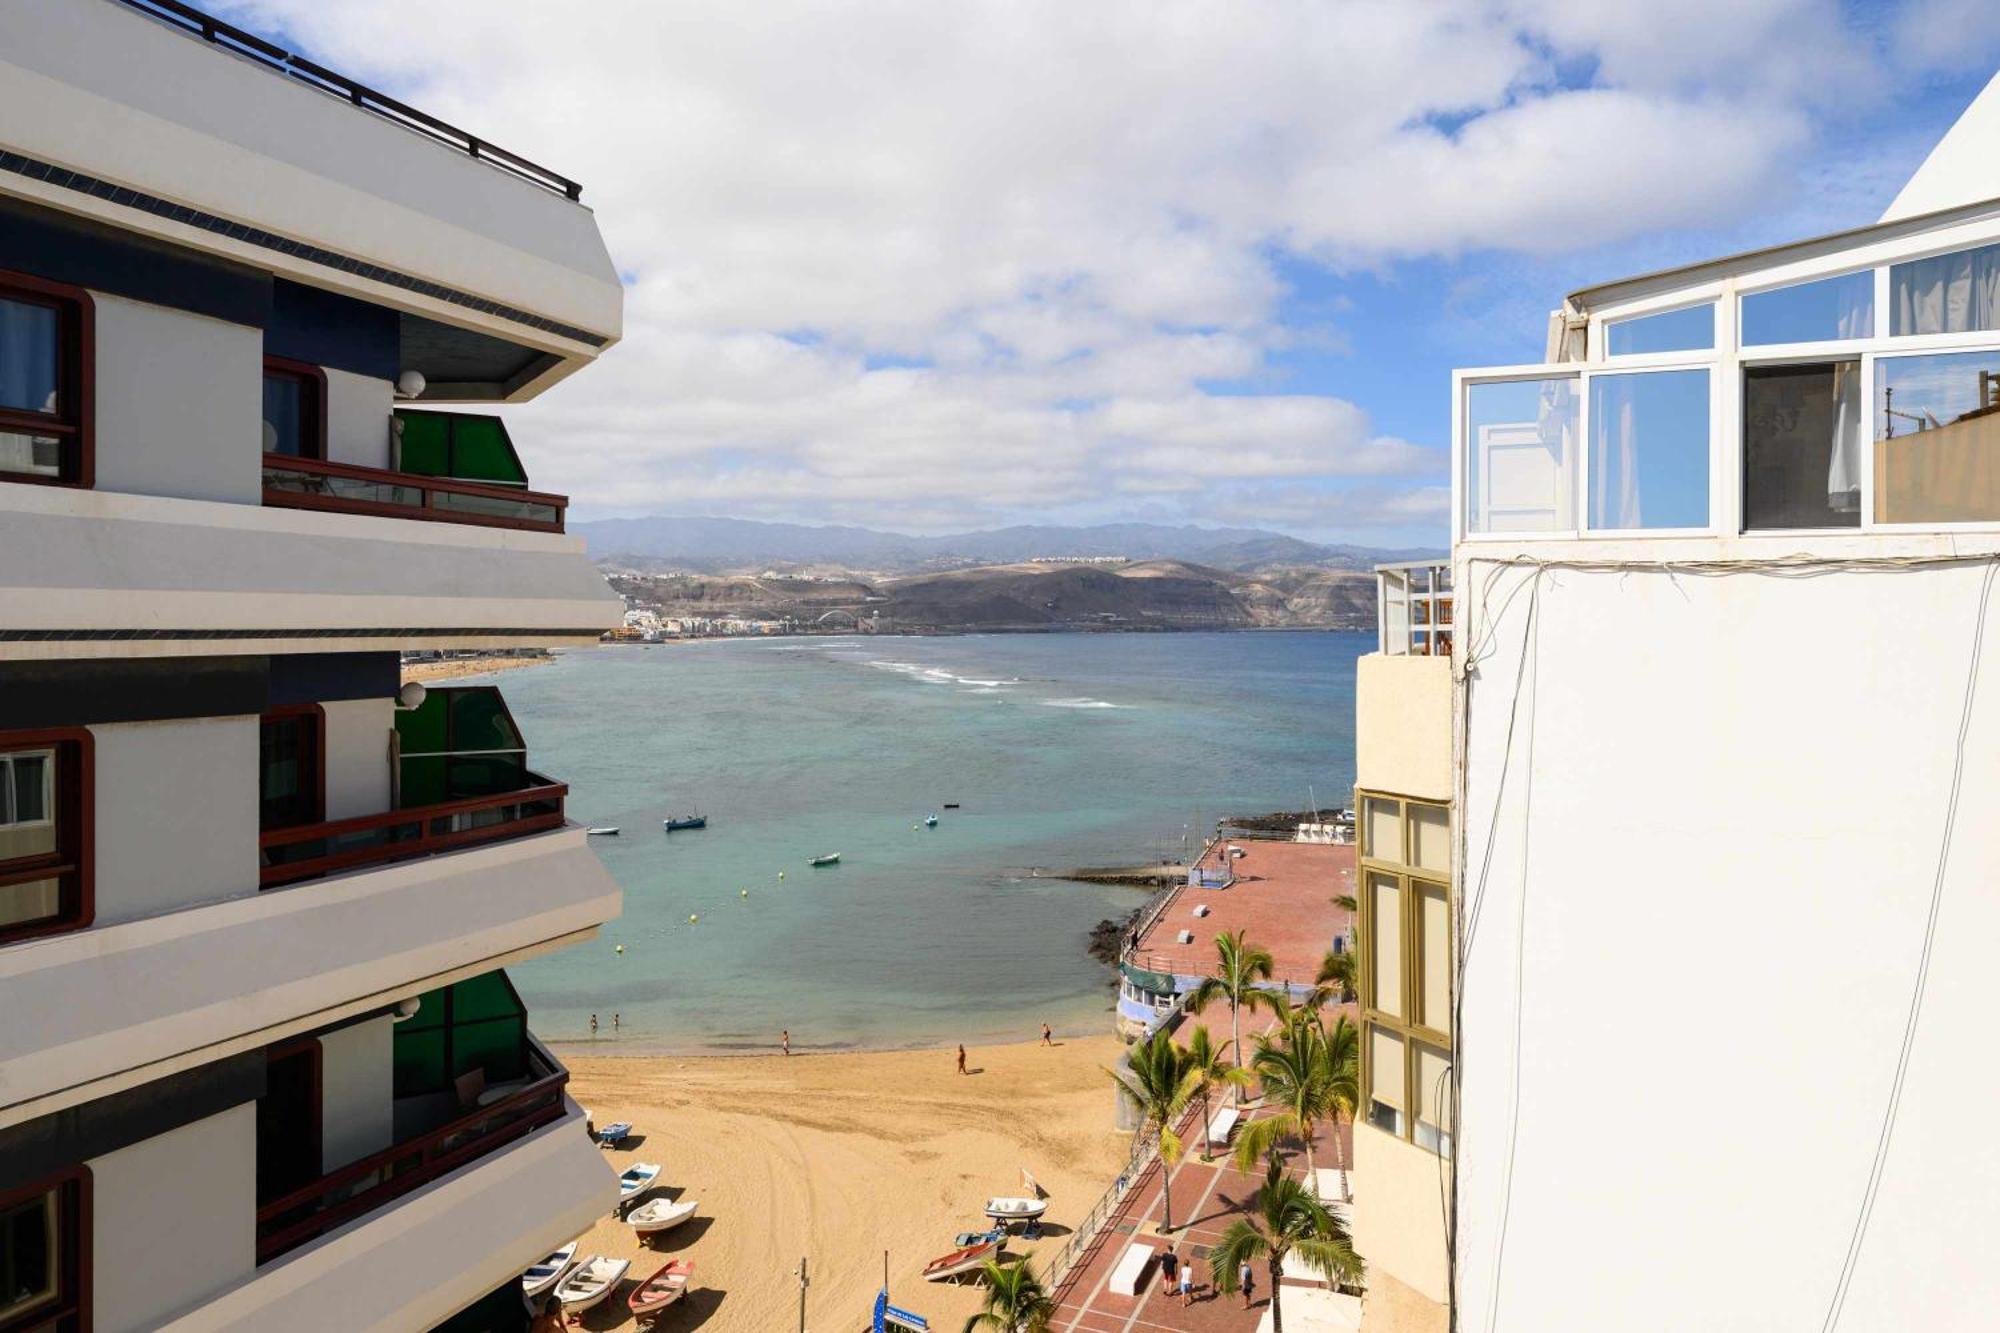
xmin=262 ymin=455 xmax=569 ymax=533
xmin=1377 ymin=560 xmax=1452 ymax=656
xmin=259 ymin=773 xmax=568 ymax=889
xmin=114 ymin=0 xmax=583 ymax=201
xmin=255 ymin=1039 xmax=570 ymax=1263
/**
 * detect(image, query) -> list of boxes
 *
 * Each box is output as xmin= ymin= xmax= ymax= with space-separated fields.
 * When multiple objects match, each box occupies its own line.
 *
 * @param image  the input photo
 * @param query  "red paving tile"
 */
xmin=1129 ymin=841 xmax=1355 ymax=991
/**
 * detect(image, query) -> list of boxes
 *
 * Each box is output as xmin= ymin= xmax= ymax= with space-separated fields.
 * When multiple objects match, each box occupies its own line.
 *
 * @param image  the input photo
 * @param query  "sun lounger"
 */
xmin=1205 ymin=1106 xmax=1241 ymax=1148
xmin=1110 ymin=1243 xmax=1155 ymax=1296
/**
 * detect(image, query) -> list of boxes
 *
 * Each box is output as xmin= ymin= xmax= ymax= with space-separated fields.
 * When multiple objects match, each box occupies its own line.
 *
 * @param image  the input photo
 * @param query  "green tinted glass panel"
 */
xmin=395 ymin=411 xmax=451 ymax=476
xmin=452 ymin=1019 xmax=526 ymax=1082
xmin=398 ymin=756 xmax=448 ymax=807
xmin=449 ymin=416 xmax=526 ymax=485
xmin=445 ymin=755 xmax=527 ymax=797
xmin=453 ymin=970 xmax=525 ymax=1023
xmin=449 ymin=689 xmax=521 ymax=752
xmin=393 ymin=691 xmax=448 ymax=755
xmin=392 ymin=1028 xmax=447 ymax=1098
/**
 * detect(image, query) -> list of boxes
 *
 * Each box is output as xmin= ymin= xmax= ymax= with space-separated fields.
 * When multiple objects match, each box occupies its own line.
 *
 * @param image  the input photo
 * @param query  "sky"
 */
xmin=219 ymin=0 xmax=2000 ymax=546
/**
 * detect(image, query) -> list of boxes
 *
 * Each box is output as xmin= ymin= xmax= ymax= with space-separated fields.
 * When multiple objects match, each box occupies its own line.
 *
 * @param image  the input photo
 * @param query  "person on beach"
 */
xmin=782 ymin=1029 xmax=791 ymax=1057
xmin=612 ymin=1012 xmax=620 ymax=1032
xmin=1040 ymin=1022 xmax=1052 ymax=1046
xmin=589 ymin=1013 xmax=598 ymax=1036
xmin=1239 ymin=1259 xmax=1254 ymax=1308
xmin=1159 ymin=1245 xmax=1178 ymax=1295
xmin=956 ymin=1044 xmax=967 ymax=1075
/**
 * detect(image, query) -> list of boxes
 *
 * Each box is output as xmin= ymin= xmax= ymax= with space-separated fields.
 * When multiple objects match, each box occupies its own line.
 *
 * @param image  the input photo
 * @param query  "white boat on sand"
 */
xmin=983 ymin=1196 xmax=1048 ymax=1221
xmin=618 ymin=1162 xmax=662 ymax=1199
xmin=627 ymin=1196 xmax=700 ymax=1235
xmin=521 ymin=1241 xmax=577 ymax=1298
xmin=556 ymin=1256 xmax=630 ymax=1312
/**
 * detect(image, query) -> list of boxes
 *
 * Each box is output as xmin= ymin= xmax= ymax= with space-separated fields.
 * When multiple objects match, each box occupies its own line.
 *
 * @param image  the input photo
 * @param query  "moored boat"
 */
xmin=627 ymin=1196 xmax=700 ymax=1235
xmin=983 ymin=1195 xmax=1047 ymax=1222
xmin=521 ymin=1241 xmax=578 ymax=1299
xmin=663 ymin=814 xmax=707 ymax=831
xmin=628 ymin=1259 xmax=694 ymax=1319
xmin=921 ymin=1236 xmax=1000 ymax=1282
xmin=924 ymin=814 xmax=938 ymax=827
xmin=587 ymin=826 xmax=621 ymax=835
xmin=810 ymin=852 xmax=841 ymax=866
xmin=555 ymin=1256 xmax=630 ymax=1312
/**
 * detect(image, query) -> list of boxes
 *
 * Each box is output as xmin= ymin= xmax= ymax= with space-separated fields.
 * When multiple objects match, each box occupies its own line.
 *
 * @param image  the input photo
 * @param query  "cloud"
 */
xmin=217 ymin=0 xmax=1961 ymax=543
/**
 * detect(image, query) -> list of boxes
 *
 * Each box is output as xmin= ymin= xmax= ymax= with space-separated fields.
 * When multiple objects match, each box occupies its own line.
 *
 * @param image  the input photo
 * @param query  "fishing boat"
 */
xmin=627 ymin=1260 xmax=694 ymax=1320
xmin=921 ymin=1236 xmax=1000 ymax=1283
xmin=923 ymin=814 xmax=938 ymax=827
xmin=587 ymin=826 xmax=620 ymax=836
xmin=983 ymin=1196 xmax=1048 ymax=1222
xmin=617 ymin=1162 xmax=662 ymax=1201
xmin=810 ymin=852 xmax=841 ymax=867
xmin=663 ymin=814 xmax=707 ymax=831
xmin=626 ymin=1196 xmax=700 ymax=1236
xmin=942 ymin=802 xmax=960 ymax=810
xmin=953 ymin=1227 xmax=1005 ymax=1248
xmin=555 ymin=1256 xmax=630 ymax=1313
xmin=521 ymin=1241 xmax=578 ymax=1299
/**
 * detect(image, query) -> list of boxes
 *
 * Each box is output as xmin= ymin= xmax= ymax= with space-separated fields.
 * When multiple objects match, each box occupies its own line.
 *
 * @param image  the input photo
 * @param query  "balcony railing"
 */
xmin=262 ymin=455 xmax=568 ymax=533
xmin=259 ymin=774 xmax=568 ymax=889
xmin=255 ymin=1040 xmax=570 ymax=1264
xmin=1377 ymin=560 xmax=1452 ymax=656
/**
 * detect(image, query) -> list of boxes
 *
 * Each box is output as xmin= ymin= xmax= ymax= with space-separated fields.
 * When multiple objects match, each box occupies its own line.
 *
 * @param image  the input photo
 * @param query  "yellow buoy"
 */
xmin=615 ymin=944 xmax=624 ymax=954
xmin=741 ymin=889 xmax=749 ymax=898
xmin=778 ymin=871 xmax=785 ymax=880
xmin=689 ymin=913 xmax=700 ymax=924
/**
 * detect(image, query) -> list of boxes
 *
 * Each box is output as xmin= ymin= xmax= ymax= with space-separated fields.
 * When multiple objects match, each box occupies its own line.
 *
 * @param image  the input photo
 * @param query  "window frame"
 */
xmin=259 ymin=705 xmax=326 ymax=833
xmin=261 ymin=355 xmax=328 ymax=463
xmin=0 ymin=1166 xmax=90 ymax=1333
xmin=0 ymin=728 xmax=93 ymax=948
xmin=0 ymin=268 xmax=95 ymax=490
xmin=1355 ymin=788 xmax=1453 ymax=1156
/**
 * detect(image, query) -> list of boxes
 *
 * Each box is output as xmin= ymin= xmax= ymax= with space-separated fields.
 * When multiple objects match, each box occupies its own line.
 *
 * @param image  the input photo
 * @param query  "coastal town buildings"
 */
xmin=1353 ymin=68 xmax=2000 ymax=1333
xmin=0 ymin=2 xmax=623 ymax=1329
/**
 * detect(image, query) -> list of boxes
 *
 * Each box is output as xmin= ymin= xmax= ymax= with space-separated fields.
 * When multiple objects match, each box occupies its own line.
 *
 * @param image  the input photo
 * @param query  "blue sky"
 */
xmin=228 ymin=0 xmax=2000 ymax=548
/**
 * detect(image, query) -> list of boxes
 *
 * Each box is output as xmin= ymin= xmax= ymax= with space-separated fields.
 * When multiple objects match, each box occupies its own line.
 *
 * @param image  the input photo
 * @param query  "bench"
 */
xmin=1205 ymin=1106 xmax=1241 ymax=1149
xmin=1110 ymin=1243 xmax=1156 ymax=1296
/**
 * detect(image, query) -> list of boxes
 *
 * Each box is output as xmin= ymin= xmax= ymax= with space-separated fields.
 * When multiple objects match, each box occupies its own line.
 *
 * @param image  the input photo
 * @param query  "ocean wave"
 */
xmin=1040 ymin=697 xmax=1132 ymax=710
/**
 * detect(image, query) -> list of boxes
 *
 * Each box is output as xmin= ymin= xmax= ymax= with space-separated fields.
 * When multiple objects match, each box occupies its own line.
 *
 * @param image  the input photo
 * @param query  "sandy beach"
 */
xmin=555 ymin=1035 xmax=1132 ymax=1331
xmin=402 ymin=654 xmax=557 ymax=684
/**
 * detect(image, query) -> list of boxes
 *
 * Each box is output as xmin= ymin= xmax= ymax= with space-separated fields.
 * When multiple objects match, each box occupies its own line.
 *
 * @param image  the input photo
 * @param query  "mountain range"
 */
xmin=575 ymin=514 xmax=1438 ymax=575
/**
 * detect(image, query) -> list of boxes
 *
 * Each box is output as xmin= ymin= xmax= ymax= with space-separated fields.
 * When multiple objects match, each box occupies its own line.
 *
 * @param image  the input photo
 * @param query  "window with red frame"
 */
xmin=261 ymin=356 xmax=325 ymax=461
xmin=0 ymin=1168 xmax=87 ymax=1333
xmin=259 ymin=707 xmax=324 ymax=831
xmin=0 ymin=272 xmax=92 ymax=488
xmin=0 ymin=732 xmax=90 ymax=945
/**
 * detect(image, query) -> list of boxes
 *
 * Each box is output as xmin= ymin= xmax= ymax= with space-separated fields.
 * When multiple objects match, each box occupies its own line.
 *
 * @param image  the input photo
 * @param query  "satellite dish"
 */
xmin=395 ymin=369 xmax=427 ymax=398
xmin=397 ymin=680 xmax=428 ymax=711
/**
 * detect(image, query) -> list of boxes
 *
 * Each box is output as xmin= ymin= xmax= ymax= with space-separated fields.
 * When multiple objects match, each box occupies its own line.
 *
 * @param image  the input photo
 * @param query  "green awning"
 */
xmin=1120 ymin=961 xmax=1175 ymax=993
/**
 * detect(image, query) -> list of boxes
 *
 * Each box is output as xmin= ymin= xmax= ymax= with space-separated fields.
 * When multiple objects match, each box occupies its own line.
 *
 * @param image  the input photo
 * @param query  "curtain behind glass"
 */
xmin=1891 ymin=243 xmax=2000 ymax=335
xmin=0 ymin=298 xmax=59 ymax=414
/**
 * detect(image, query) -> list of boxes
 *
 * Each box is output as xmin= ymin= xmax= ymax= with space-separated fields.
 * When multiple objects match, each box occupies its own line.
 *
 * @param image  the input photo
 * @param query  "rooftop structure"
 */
xmin=1352 ymin=64 xmax=2000 ymax=1333
xmin=0 ymin=2 xmax=622 ymax=1329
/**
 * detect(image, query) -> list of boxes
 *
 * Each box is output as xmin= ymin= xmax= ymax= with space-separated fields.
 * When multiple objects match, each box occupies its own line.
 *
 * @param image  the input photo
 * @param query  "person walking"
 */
xmin=1159 ymin=1244 xmax=1178 ymax=1296
xmin=956 ymin=1044 xmax=968 ymax=1075
xmin=781 ymin=1029 xmax=791 ymax=1057
xmin=589 ymin=1013 xmax=598 ymax=1037
xmin=1040 ymin=1022 xmax=1052 ymax=1046
xmin=1239 ymin=1258 xmax=1255 ymax=1309
xmin=1179 ymin=1257 xmax=1195 ymax=1306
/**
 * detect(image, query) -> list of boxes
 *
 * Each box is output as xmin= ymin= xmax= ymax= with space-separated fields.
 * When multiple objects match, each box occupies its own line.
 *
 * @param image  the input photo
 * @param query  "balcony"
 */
xmin=1377 ymin=561 xmax=1452 ymax=656
xmin=259 ymin=775 xmax=567 ymax=888
xmin=257 ymin=1035 xmax=571 ymax=1263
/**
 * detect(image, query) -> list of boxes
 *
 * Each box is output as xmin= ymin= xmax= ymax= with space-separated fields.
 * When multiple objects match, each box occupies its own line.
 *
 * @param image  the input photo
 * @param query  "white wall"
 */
xmin=89 ymin=1102 xmax=255 ymax=1333
xmin=322 ymin=698 xmax=393 ymax=821
xmin=91 ymin=716 xmax=258 ymax=924
xmin=91 ymin=292 xmax=261 ymax=504
xmin=1453 ymin=553 xmax=2000 ymax=1332
xmin=318 ymin=1016 xmax=394 ymax=1173
xmin=324 ymin=369 xmax=393 ymax=471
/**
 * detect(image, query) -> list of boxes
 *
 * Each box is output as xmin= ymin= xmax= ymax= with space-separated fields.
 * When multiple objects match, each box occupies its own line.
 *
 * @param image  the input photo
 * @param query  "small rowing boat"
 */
xmin=628 ymin=1260 xmax=694 ymax=1319
xmin=555 ymin=1256 xmax=630 ymax=1313
xmin=618 ymin=1162 xmax=662 ymax=1200
xmin=521 ymin=1241 xmax=578 ymax=1299
xmin=626 ymin=1196 xmax=699 ymax=1235
xmin=810 ymin=852 xmax=841 ymax=867
xmin=983 ymin=1196 xmax=1047 ymax=1222
xmin=942 ymin=802 xmax=960 ymax=809
xmin=587 ymin=826 xmax=621 ymax=836
xmin=922 ymin=1236 xmax=1000 ymax=1282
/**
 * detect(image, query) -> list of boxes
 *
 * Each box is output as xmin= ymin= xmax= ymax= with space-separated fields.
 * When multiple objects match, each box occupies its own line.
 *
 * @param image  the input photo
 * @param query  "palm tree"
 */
xmin=1233 ymin=1011 xmax=1359 ymax=1200
xmin=1189 ymin=930 xmax=1278 ymax=1103
xmin=1184 ymin=1024 xmax=1250 ymax=1162
xmin=1107 ymin=1030 xmax=1201 ymax=1233
xmin=1311 ymin=946 xmax=1357 ymax=1007
xmin=1211 ymin=1158 xmax=1363 ymax=1333
xmin=962 ymin=1258 xmax=1054 ymax=1333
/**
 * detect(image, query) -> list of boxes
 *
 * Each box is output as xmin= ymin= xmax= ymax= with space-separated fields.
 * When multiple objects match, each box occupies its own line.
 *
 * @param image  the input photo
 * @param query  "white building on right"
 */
xmin=1357 ymin=71 xmax=2000 ymax=1333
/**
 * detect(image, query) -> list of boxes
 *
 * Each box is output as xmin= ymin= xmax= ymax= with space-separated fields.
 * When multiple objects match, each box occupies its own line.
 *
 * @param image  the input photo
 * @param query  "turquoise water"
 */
xmin=491 ymin=631 xmax=1364 ymax=1051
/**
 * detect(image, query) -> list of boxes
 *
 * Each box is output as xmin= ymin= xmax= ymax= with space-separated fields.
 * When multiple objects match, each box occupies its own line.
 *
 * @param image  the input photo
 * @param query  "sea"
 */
xmin=486 ymin=631 xmax=1366 ymax=1052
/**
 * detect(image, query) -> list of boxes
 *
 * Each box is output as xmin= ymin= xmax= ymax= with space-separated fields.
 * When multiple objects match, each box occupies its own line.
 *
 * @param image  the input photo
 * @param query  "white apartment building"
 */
xmin=0 ymin=2 xmax=624 ymax=1329
xmin=1355 ymin=69 xmax=2000 ymax=1333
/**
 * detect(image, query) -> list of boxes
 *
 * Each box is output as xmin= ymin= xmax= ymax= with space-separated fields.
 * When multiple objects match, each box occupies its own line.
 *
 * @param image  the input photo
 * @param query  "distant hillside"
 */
xmin=577 ymin=513 xmax=1436 ymax=576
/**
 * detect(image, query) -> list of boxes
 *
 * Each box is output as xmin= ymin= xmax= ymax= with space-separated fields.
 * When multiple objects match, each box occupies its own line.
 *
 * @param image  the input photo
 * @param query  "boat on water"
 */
xmin=587 ymin=826 xmax=620 ymax=836
xmin=983 ymin=1196 xmax=1047 ymax=1222
xmin=810 ymin=852 xmax=841 ymax=867
xmin=663 ymin=814 xmax=707 ymax=831
xmin=521 ymin=1241 xmax=578 ymax=1299
xmin=942 ymin=802 xmax=960 ymax=810
xmin=921 ymin=1236 xmax=1000 ymax=1283
xmin=627 ymin=1196 xmax=700 ymax=1236
xmin=617 ymin=1162 xmax=662 ymax=1200
xmin=628 ymin=1260 xmax=694 ymax=1320
xmin=555 ymin=1256 xmax=630 ymax=1313
xmin=923 ymin=814 xmax=938 ymax=827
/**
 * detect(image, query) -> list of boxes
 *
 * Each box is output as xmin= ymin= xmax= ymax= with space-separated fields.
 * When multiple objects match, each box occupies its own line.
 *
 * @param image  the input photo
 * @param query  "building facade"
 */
xmin=0 ymin=3 xmax=624 ymax=1329
xmin=1354 ymin=69 xmax=2000 ymax=1333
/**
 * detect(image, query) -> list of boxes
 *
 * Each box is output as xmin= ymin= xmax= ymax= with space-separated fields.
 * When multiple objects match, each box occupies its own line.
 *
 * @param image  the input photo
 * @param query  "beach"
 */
xmin=402 ymin=653 xmax=556 ymax=683
xmin=556 ymin=1034 xmax=1131 ymax=1331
